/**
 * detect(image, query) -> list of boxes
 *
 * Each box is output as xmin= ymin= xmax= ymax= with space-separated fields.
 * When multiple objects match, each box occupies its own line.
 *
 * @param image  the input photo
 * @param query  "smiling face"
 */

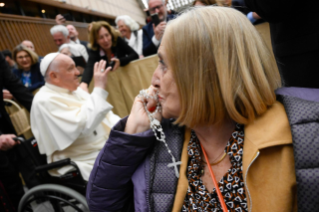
xmin=52 ymin=32 xmax=68 ymax=47
xmin=96 ymin=26 xmax=113 ymax=51
xmin=48 ymin=54 xmax=80 ymax=91
xmin=148 ymin=0 xmax=167 ymax=22
xmin=117 ymin=20 xmax=131 ymax=39
xmin=16 ymin=50 xmax=32 ymax=71
xmin=66 ymin=25 xmax=79 ymax=40
xmin=151 ymin=37 xmax=181 ymax=119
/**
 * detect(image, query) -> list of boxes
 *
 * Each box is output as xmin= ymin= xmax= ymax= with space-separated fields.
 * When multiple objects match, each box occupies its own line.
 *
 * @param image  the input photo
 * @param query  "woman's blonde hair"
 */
xmin=164 ymin=7 xmax=281 ymax=128
xmin=88 ymin=21 xmax=120 ymax=51
xmin=13 ymin=44 xmax=38 ymax=69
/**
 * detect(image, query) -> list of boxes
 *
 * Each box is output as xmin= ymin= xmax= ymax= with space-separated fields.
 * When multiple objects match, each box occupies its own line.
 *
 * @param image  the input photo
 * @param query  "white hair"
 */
xmin=115 ymin=15 xmax=140 ymax=31
xmin=50 ymin=25 xmax=69 ymax=38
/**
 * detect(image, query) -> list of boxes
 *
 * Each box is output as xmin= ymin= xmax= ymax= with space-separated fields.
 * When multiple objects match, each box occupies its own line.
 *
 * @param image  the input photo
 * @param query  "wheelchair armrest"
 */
xmin=35 ymin=158 xmax=71 ymax=172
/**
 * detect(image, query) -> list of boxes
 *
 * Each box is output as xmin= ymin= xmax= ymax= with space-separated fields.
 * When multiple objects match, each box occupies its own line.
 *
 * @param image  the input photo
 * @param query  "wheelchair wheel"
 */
xmin=18 ymin=184 xmax=89 ymax=212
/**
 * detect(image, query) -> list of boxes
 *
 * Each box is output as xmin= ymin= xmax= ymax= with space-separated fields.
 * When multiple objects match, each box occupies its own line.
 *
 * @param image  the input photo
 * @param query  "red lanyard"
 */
xmin=200 ymin=143 xmax=228 ymax=212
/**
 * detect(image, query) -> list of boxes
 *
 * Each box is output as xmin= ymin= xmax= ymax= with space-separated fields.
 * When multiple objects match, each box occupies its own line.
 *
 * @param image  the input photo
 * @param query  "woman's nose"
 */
xmin=151 ymin=66 xmax=161 ymax=88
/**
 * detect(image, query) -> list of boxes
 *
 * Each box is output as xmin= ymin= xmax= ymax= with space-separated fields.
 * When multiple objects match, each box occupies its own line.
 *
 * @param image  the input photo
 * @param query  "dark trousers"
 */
xmin=0 ymin=150 xmax=25 ymax=211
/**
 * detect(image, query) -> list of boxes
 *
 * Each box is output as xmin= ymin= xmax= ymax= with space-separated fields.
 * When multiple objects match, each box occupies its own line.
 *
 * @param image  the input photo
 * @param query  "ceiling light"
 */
xmin=0 ymin=3 xmax=5 ymax=7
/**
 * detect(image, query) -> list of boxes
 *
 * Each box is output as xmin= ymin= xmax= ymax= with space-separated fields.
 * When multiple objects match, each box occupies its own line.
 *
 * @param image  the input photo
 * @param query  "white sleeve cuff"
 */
xmin=152 ymin=36 xmax=160 ymax=47
xmin=92 ymin=87 xmax=109 ymax=100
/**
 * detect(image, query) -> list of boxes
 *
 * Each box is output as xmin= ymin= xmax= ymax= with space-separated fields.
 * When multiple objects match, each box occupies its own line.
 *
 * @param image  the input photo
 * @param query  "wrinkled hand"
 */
xmin=3 ymin=89 xmax=13 ymax=99
xmin=93 ymin=60 xmax=112 ymax=89
xmin=0 ymin=134 xmax=18 ymax=151
xmin=79 ymin=82 xmax=89 ymax=93
xmin=55 ymin=14 xmax=66 ymax=25
xmin=153 ymin=22 xmax=166 ymax=41
xmin=125 ymin=85 xmax=162 ymax=134
xmin=110 ymin=58 xmax=120 ymax=71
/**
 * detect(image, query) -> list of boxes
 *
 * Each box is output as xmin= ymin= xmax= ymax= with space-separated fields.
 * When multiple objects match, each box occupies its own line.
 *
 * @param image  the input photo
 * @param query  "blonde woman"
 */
xmin=12 ymin=44 xmax=44 ymax=92
xmin=86 ymin=7 xmax=296 ymax=211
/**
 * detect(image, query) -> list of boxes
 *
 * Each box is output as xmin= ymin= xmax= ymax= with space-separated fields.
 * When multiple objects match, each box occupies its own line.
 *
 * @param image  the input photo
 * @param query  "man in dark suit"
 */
xmin=0 ymin=52 xmax=33 ymax=210
xmin=142 ymin=0 xmax=175 ymax=57
xmin=244 ymin=0 xmax=319 ymax=88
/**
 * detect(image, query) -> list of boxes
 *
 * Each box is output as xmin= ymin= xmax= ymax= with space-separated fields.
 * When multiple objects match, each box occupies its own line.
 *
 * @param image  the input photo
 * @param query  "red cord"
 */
xmin=200 ymin=143 xmax=228 ymax=212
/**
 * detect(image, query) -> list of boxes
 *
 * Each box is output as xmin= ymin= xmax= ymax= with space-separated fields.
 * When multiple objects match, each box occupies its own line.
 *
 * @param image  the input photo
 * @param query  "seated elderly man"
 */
xmin=30 ymin=53 xmax=120 ymax=181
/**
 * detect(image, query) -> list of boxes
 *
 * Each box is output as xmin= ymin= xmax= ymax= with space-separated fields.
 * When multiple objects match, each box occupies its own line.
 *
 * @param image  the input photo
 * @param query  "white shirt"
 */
xmin=125 ymin=29 xmax=143 ymax=56
xmin=30 ymin=83 xmax=120 ymax=180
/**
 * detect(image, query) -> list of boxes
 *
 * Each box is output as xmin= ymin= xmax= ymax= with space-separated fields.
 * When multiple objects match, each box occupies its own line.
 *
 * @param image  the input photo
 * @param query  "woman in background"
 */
xmin=80 ymin=21 xmax=138 ymax=92
xmin=115 ymin=15 xmax=143 ymax=57
xmin=12 ymin=44 xmax=44 ymax=92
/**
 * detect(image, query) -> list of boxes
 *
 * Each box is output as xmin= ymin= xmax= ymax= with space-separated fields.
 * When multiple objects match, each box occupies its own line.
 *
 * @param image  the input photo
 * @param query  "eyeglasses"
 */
xmin=17 ymin=55 xmax=30 ymax=60
xmin=149 ymin=4 xmax=163 ymax=13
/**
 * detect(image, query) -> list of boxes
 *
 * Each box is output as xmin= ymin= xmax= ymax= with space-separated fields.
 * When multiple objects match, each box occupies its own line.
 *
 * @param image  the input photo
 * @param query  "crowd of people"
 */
xmin=0 ymin=0 xmax=319 ymax=211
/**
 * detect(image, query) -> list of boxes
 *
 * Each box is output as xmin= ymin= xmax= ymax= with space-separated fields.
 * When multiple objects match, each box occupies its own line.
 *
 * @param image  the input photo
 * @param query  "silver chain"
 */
xmin=138 ymin=89 xmax=182 ymax=178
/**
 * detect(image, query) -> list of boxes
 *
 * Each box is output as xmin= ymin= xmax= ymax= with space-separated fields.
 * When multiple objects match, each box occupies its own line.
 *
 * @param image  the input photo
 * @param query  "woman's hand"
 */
xmin=93 ymin=60 xmax=112 ymax=89
xmin=111 ymin=58 xmax=120 ymax=71
xmin=79 ymin=82 xmax=89 ymax=93
xmin=125 ymin=86 xmax=162 ymax=134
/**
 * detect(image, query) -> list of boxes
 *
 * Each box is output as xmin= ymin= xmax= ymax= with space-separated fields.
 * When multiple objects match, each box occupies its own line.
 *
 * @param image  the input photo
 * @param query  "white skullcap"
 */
xmin=40 ymin=53 xmax=60 ymax=76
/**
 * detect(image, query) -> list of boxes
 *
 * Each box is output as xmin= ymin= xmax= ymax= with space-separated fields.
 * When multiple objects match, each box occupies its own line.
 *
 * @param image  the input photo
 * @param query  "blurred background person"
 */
xmin=115 ymin=15 xmax=143 ymax=57
xmin=21 ymin=40 xmax=44 ymax=61
xmin=50 ymin=25 xmax=74 ymax=47
xmin=66 ymin=24 xmax=89 ymax=50
xmin=55 ymin=14 xmax=89 ymax=49
xmin=1 ymin=49 xmax=17 ymax=71
xmin=12 ymin=44 xmax=44 ymax=92
xmin=80 ymin=21 xmax=138 ymax=92
xmin=50 ymin=25 xmax=88 ymax=62
xmin=0 ymin=52 xmax=33 ymax=212
xmin=59 ymin=43 xmax=88 ymax=74
xmin=21 ymin=40 xmax=35 ymax=52
xmin=142 ymin=0 xmax=175 ymax=57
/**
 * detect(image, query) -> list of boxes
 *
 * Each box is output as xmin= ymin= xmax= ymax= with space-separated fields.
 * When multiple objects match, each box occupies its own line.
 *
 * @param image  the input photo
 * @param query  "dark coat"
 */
xmin=81 ymin=37 xmax=139 ymax=85
xmin=86 ymin=117 xmax=182 ymax=211
xmin=12 ymin=63 xmax=44 ymax=92
xmin=142 ymin=14 xmax=175 ymax=57
xmin=244 ymin=0 xmax=319 ymax=88
xmin=0 ymin=52 xmax=33 ymax=210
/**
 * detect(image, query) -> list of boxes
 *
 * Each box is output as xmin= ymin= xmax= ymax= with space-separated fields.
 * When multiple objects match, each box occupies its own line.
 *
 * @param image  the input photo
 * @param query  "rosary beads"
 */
xmin=138 ymin=89 xmax=182 ymax=178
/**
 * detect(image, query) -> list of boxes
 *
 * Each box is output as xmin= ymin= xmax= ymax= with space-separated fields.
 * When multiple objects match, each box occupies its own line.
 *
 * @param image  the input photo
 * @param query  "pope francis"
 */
xmin=31 ymin=53 xmax=120 ymax=181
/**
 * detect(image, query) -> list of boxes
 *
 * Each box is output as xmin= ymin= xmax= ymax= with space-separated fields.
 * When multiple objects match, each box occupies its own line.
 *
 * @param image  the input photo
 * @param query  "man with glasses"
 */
xmin=142 ymin=0 xmax=175 ymax=57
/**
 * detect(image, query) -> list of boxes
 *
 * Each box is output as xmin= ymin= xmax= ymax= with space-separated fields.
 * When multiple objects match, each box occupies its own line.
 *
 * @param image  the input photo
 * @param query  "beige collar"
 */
xmin=245 ymin=101 xmax=292 ymax=150
xmin=45 ymin=83 xmax=72 ymax=94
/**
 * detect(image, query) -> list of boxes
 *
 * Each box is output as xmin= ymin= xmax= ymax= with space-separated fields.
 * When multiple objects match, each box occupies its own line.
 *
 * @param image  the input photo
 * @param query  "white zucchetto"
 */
xmin=40 ymin=52 xmax=60 ymax=76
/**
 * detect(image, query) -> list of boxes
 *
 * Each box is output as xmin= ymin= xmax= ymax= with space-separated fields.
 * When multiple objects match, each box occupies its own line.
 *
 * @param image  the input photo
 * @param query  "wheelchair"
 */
xmin=15 ymin=137 xmax=89 ymax=212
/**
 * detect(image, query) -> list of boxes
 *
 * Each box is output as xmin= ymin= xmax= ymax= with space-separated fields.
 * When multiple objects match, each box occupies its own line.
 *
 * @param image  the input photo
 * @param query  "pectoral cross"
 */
xmin=167 ymin=157 xmax=182 ymax=178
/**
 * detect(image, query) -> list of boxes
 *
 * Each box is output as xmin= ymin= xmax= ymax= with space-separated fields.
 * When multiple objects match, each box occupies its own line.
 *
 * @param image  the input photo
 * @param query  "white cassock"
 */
xmin=30 ymin=83 xmax=120 ymax=181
